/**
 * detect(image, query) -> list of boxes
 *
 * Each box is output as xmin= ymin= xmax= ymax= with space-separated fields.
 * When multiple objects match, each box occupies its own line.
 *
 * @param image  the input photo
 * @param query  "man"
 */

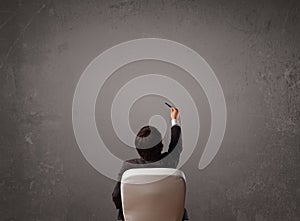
xmin=112 ymin=107 xmax=188 ymax=220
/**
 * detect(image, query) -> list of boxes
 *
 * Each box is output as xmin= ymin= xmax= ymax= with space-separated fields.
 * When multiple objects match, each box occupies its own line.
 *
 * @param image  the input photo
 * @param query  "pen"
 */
xmin=165 ymin=102 xmax=172 ymax=108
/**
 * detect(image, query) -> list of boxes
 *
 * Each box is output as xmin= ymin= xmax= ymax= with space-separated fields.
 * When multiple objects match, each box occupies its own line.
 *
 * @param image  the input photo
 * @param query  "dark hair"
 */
xmin=135 ymin=126 xmax=163 ymax=161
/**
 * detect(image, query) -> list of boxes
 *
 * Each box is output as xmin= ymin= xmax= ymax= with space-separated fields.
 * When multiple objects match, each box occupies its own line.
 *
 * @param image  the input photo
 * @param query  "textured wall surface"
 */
xmin=1 ymin=0 xmax=299 ymax=220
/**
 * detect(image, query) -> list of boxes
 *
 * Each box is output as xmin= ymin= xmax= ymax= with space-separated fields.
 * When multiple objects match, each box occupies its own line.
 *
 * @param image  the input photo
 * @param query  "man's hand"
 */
xmin=170 ymin=107 xmax=179 ymax=120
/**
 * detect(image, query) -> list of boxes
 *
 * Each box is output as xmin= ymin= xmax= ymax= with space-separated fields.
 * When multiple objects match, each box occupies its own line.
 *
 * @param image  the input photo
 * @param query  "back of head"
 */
xmin=135 ymin=126 xmax=163 ymax=161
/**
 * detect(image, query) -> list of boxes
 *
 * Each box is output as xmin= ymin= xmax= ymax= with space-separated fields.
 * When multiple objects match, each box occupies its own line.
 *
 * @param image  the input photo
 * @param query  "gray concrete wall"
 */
xmin=1 ymin=0 xmax=299 ymax=220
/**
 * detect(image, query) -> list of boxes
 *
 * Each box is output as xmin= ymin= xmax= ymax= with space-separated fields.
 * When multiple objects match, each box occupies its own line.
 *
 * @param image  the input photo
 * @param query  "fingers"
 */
xmin=171 ymin=107 xmax=178 ymax=112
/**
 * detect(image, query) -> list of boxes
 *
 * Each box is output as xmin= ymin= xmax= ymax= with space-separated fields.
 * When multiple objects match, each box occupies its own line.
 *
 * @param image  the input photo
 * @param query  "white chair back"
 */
xmin=121 ymin=168 xmax=186 ymax=221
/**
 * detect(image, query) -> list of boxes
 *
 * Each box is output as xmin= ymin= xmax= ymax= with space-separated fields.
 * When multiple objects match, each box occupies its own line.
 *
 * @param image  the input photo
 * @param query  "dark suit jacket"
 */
xmin=112 ymin=125 xmax=189 ymax=220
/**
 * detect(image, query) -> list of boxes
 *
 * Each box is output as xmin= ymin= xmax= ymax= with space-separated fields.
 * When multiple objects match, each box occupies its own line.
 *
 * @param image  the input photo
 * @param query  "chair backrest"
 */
xmin=121 ymin=168 xmax=186 ymax=221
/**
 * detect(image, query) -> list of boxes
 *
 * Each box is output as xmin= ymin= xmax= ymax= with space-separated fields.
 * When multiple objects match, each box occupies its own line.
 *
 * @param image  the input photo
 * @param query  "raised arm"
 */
xmin=163 ymin=107 xmax=183 ymax=168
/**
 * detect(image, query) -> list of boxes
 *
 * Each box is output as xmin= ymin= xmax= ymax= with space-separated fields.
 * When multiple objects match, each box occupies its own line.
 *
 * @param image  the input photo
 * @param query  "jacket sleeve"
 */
xmin=168 ymin=125 xmax=182 ymax=153
xmin=112 ymin=181 xmax=122 ymax=209
xmin=111 ymin=162 xmax=126 ymax=210
xmin=112 ymin=161 xmax=132 ymax=210
xmin=163 ymin=125 xmax=182 ymax=168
